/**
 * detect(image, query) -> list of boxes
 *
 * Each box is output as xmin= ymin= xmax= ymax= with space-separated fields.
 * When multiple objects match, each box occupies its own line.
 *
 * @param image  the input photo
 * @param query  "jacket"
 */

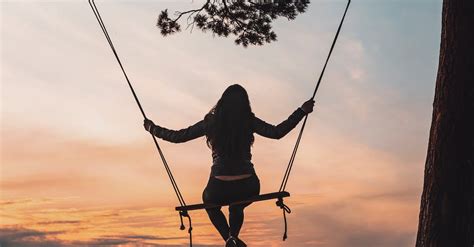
xmin=151 ymin=107 xmax=307 ymax=176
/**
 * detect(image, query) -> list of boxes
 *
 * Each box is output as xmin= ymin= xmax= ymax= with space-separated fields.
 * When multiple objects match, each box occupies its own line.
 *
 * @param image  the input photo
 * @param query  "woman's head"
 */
xmin=218 ymin=84 xmax=251 ymax=112
xmin=206 ymin=84 xmax=255 ymax=158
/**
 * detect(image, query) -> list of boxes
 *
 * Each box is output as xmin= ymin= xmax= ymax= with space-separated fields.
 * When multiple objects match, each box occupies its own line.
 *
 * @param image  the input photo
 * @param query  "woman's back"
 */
xmin=149 ymin=106 xmax=307 ymax=176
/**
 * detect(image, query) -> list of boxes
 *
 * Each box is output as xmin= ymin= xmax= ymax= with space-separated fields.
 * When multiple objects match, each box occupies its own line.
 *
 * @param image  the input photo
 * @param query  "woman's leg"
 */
xmin=205 ymin=207 xmax=230 ymax=240
xmin=203 ymin=177 xmax=231 ymax=240
xmin=227 ymin=175 xmax=260 ymax=238
xmin=228 ymin=203 xmax=247 ymax=237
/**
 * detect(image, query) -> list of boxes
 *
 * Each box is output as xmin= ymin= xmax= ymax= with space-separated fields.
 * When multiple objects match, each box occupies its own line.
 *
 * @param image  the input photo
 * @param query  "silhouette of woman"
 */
xmin=144 ymin=84 xmax=314 ymax=247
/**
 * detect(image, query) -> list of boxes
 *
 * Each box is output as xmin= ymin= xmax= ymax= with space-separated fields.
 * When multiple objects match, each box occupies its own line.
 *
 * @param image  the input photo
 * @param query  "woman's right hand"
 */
xmin=301 ymin=99 xmax=315 ymax=114
xmin=144 ymin=118 xmax=155 ymax=133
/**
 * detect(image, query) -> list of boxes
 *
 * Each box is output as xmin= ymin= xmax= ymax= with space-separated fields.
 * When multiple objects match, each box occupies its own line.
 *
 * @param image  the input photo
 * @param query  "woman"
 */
xmin=144 ymin=84 xmax=314 ymax=247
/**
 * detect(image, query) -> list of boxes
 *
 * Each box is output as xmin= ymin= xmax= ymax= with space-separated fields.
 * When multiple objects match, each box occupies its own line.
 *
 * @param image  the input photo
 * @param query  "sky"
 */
xmin=1 ymin=0 xmax=442 ymax=246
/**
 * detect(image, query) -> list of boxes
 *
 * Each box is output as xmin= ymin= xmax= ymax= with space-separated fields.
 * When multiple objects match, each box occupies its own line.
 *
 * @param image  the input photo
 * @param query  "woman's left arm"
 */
xmin=144 ymin=119 xmax=206 ymax=143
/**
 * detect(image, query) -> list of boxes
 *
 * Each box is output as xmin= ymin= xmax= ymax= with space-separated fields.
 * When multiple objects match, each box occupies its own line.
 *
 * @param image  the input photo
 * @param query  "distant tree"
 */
xmin=157 ymin=0 xmax=309 ymax=47
xmin=416 ymin=0 xmax=474 ymax=246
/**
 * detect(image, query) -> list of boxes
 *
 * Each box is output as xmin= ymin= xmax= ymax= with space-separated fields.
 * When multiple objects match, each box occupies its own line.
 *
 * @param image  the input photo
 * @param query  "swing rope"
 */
xmin=276 ymin=0 xmax=351 ymax=240
xmin=87 ymin=1 xmax=194 ymax=245
xmin=279 ymin=0 xmax=351 ymax=193
xmin=88 ymin=0 xmax=351 ymax=245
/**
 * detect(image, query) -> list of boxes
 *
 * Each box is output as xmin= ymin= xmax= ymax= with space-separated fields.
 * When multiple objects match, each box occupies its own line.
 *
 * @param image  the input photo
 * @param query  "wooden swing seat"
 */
xmin=175 ymin=191 xmax=290 ymax=211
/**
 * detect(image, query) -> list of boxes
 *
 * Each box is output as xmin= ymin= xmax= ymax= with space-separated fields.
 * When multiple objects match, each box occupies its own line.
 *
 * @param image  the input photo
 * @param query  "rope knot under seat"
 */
xmin=276 ymin=198 xmax=291 ymax=214
xmin=276 ymin=197 xmax=291 ymax=241
xmin=179 ymin=210 xmax=193 ymax=246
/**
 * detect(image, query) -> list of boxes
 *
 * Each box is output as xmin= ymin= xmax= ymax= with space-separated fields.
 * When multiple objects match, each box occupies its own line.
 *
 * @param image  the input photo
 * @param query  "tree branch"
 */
xmin=172 ymin=0 xmax=211 ymax=23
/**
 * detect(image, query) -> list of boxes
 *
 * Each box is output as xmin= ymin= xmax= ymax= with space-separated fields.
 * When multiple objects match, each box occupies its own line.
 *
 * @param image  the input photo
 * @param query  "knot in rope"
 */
xmin=276 ymin=197 xmax=291 ymax=241
xmin=276 ymin=198 xmax=291 ymax=213
xmin=179 ymin=210 xmax=193 ymax=246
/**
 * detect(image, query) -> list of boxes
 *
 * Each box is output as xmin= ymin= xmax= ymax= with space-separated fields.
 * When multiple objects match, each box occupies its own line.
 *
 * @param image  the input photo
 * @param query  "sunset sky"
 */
xmin=1 ymin=0 xmax=442 ymax=246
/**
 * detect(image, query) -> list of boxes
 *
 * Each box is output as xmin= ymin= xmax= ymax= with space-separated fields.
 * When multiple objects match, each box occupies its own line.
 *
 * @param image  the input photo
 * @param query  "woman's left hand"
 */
xmin=143 ymin=119 xmax=155 ymax=133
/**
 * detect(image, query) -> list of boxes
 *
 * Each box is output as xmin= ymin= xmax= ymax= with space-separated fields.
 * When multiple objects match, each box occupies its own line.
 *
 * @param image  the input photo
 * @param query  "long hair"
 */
xmin=206 ymin=84 xmax=255 ymax=159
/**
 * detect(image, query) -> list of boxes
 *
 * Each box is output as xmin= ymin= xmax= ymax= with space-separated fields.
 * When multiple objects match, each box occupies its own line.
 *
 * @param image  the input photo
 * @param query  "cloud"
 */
xmin=239 ymin=193 xmax=417 ymax=247
xmin=289 ymin=206 xmax=415 ymax=247
xmin=0 ymin=226 xmax=216 ymax=247
xmin=70 ymin=238 xmax=133 ymax=246
xmin=0 ymin=199 xmax=34 ymax=206
xmin=0 ymin=191 xmax=419 ymax=247
xmin=102 ymin=234 xmax=185 ymax=241
xmin=36 ymin=220 xmax=82 ymax=225
xmin=0 ymin=227 xmax=65 ymax=247
xmin=0 ymin=198 xmax=214 ymax=246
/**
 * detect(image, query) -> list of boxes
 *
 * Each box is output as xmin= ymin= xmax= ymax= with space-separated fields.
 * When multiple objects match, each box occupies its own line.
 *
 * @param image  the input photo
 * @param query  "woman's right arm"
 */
xmin=144 ymin=119 xmax=206 ymax=143
xmin=253 ymin=100 xmax=314 ymax=139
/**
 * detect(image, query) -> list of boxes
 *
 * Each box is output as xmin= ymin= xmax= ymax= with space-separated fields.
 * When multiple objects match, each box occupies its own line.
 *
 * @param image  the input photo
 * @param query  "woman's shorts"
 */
xmin=202 ymin=174 xmax=260 ymax=207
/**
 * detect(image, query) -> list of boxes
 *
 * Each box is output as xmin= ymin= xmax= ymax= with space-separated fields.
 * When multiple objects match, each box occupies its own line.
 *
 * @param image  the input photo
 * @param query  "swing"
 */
xmin=88 ymin=0 xmax=351 ymax=246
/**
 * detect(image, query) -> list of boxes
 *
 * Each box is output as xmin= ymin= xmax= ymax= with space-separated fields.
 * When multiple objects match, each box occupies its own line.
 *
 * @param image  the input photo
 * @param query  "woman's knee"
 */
xmin=229 ymin=204 xmax=246 ymax=215
xmin=205 ymin=206 xmax=222 ymax=216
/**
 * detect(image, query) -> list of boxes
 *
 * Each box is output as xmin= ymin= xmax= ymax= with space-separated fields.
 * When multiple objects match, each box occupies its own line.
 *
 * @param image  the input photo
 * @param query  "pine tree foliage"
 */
xmin=157 ymin=0 xmax=310 ymax=47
